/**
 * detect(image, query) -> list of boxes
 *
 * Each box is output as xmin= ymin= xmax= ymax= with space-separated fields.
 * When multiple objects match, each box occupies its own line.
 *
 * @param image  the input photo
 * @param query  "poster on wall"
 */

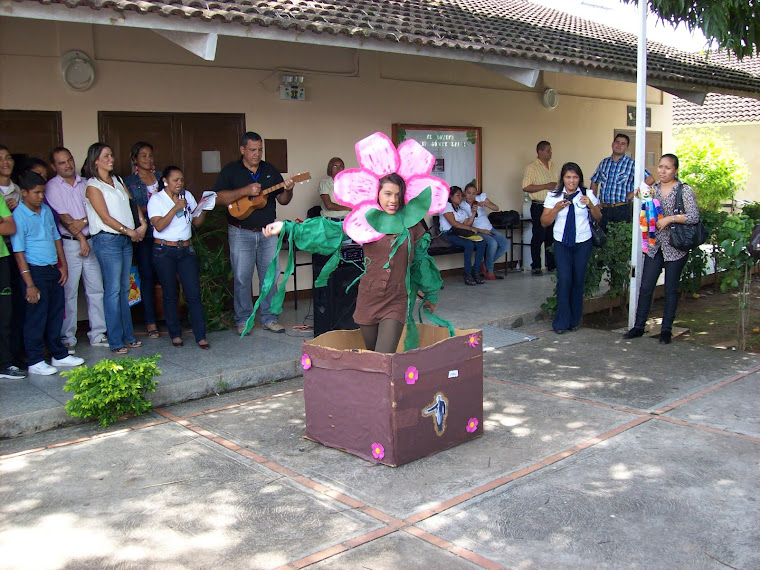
xmin=392 ymin=125 xmax=482 ymax=191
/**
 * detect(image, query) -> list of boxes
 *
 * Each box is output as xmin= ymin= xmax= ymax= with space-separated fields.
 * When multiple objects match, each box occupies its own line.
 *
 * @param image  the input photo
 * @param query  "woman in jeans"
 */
xmin=124 ymin=142 xmax=162 ymax=339
xmin=148 ymin=166 xmax=210 ymax=349
xmin=440 ymin=186 xmax=487 ymax=286
xmin=84 ymin=143 xmax=147 ymax=354
xmin=540 ymin=162 xmax=601 ymax=334
xmin=623 ymin=154 xmax=699 ymax=345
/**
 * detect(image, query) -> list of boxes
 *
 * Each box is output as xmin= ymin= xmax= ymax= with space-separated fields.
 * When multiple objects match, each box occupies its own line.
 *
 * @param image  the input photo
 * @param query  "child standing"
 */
xmin=11 ymin=172 xmax=84 ymax=375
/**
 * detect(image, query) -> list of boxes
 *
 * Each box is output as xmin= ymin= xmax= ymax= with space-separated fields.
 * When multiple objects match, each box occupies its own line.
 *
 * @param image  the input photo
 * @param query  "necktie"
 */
xmin=561 ymin=191 xmax=578 ymax=247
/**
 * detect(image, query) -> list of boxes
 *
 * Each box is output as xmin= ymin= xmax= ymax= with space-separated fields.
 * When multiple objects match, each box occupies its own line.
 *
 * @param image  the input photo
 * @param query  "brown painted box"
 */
xmin=300 ymin=324 xmax=483 ymax=467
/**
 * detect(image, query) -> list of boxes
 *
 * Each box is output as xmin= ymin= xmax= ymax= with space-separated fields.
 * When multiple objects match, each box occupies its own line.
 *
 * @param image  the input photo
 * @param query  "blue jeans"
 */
xmin=93 ymin=233 xmax=136 ymax=350
xmin=134 ymin=235 xmax=158 ymax=326
xmin=553 ymin=238 xmax=593 ymax=331
xmin=481 ymin=230 xmax=510 ymax=272
xmin=23 ymin=264 xmax=68 ymax=365
xmin=444 ymin=231 xmax=487 ymax=275
xmin=228 ymin=225 xmax=279 ymax=326
xmin=634 ymin=249 xmax=688 ymax=333
xmin=153 ymin=243 xmax=207 ymax=342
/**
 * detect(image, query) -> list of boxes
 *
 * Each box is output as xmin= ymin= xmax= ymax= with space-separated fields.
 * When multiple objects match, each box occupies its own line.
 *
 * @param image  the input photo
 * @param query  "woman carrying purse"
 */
xmin=623 ymin=153 xmax=700 ymax=344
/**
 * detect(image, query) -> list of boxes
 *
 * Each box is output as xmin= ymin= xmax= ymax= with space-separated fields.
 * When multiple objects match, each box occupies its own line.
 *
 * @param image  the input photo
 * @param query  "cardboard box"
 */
xmin=301 ymin=324 xmax=483 ymax=467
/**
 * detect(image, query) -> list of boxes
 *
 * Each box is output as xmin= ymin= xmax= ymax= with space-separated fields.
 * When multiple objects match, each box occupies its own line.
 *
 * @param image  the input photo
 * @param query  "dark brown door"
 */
xmin=0 ymin=110 xmax=63 ymax=161
xmin=98 ymin=112 xmax=245 ymax=196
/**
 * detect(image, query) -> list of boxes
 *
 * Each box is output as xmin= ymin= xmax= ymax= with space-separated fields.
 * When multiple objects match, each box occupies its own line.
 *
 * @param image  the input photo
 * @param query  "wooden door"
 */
xmin=0 ymin=110 xmax=63 ymax=161
xmin=98 ymin=112 xmax=245 ymax=196
xmin=616 ymin=129 xmax=663 ymax=181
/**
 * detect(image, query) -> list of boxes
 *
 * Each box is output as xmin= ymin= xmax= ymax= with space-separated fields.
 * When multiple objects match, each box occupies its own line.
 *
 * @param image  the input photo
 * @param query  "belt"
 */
xmin=531 ymin=200 xmax=544 ymax=205
xmin=60 ymin=234 xmax=90 ymax=240
xmin=600 ymin=201 xmax=629 ymax=208
xmin=228 ymin=220 xmax=262 ymax=232
xmin=154 ymin=238 xmax=191 ymax=247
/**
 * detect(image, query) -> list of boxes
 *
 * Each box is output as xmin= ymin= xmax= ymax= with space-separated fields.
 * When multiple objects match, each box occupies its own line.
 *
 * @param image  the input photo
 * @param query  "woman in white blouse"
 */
xmin=84 ymin=143 xmax=147 ymax=355
xmin=540 ymin=162 xmax=601 ymax=334
xmin=148 ymin=166 xmax=210 ymax=349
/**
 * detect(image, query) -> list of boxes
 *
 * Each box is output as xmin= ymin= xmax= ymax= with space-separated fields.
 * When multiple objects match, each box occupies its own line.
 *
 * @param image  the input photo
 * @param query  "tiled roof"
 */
xmin=12 ymin=0 xmax=760 ymax=97
xmin=673 ymin=52 xmax=760 ymax=124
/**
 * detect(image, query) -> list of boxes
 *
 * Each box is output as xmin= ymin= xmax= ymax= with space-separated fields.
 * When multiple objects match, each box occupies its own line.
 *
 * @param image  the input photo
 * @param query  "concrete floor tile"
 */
xmin=0 ymin=422 xmax=378 ymax=569
xmin=418 ymin=420 xmax=760 ymax=569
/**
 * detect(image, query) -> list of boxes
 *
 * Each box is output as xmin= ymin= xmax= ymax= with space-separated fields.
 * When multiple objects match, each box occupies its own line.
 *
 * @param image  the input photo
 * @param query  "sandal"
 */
xmin=472 ymin=272 xmax=485 ymax=285
xmin=198 ymin=340 xmax=211 ymax=350
xmin=147 ymin=327 xmax=160 ymax=339
xmin=125 ymin=341 xmax=143 ymax=348
xmin=172 ymin=338 xmax=184 ymax=348
xmin=464 ymin=275 xmax=476 ymax=286
xmin=111 ymin=347 xmax=128 ymax=355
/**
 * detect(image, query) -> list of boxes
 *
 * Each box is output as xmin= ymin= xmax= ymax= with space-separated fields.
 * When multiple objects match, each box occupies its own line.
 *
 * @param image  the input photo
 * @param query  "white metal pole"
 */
xmin=628 ymin=0 xmax=648 ymax=329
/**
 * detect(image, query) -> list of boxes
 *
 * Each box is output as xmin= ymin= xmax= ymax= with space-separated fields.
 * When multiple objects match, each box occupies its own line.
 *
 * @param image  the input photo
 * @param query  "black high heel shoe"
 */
xmin=659 ymin=331 xmax=672 ymax=345
xmin=472 ymin=272 xmax=485 ymax=285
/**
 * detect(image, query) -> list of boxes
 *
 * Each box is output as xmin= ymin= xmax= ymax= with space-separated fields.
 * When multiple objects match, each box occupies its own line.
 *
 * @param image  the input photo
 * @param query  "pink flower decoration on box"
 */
xmin=467 ymin=334 xmax=480 ymax=348
xmin=466 ymin=418 xmax=479 ymax=433
xmin=333 ymin=132 xmax=449 ymax=244
xmin=301 ymin=353 xmax=312 ymax=370
xmin=371 ymin=442 xmax=385 ymax=460
xmin=405 ymin=366 xmax=418 ymax=385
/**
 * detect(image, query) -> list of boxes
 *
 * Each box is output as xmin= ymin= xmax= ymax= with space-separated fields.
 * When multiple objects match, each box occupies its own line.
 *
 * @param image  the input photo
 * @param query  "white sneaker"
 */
xmin=90 ymin=334 xmax=109 ymax=347
xmin=51 ymin=355 xmax=85 ymax=367
xmin=28 ymin=361 xmax=59 ymax=376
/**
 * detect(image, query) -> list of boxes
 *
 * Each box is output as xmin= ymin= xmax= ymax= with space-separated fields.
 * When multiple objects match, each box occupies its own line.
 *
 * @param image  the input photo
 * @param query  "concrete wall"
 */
xmin=1 ymin=18 xmax=673 ymax=288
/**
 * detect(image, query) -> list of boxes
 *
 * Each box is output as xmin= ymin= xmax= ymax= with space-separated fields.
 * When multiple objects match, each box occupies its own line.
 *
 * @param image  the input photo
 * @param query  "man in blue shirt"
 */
xmin=11 ymin=172 xmax=84 ymax=376
xmin=590 ymin=133 xmax=654 ymax=229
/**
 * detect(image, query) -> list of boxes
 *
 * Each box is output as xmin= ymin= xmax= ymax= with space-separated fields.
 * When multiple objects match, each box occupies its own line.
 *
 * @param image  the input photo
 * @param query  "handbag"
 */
xmin=670 ymin=184 xmax=707 ymax=251
xmin=451 ymin=227 xmax=478 ymax=238
xmin=588 ymin=211 xmax=607 ymax=248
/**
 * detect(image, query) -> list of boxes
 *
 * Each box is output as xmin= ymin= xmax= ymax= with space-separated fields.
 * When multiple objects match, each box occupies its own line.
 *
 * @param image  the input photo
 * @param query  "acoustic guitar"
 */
xmin=227 ymin=172 xmax=311 ymax=220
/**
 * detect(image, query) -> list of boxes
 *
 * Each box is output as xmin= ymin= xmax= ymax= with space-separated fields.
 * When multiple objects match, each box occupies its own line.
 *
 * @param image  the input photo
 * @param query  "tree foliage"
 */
xmin=621 ymin=0 xmax=760 ymax=59
xmin=674 ymin=127 xmax=748 ymax=211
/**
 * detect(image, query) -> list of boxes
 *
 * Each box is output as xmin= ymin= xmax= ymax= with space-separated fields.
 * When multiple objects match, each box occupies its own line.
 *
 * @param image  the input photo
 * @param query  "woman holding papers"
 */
xmin=147 ymin=166 xmax=211 ymax=350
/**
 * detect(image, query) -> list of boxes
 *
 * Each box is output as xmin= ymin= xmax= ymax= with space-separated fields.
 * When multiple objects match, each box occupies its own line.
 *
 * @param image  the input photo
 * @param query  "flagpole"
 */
xmin=628 ymin=0 xmax=647 ymax=329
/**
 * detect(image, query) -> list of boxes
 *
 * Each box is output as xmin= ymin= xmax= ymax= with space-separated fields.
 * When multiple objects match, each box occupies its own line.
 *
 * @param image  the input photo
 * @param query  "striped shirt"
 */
xmin=590 ymin=155 xmax=650 ymax=204
xmin=522 ymin=158 xmax=558 ymax=202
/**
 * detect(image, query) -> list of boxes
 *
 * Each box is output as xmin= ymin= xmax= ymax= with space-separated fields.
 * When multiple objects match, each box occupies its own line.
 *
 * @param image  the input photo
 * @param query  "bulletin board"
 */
xmin=392 ymin=124 xmax=482 ymax=190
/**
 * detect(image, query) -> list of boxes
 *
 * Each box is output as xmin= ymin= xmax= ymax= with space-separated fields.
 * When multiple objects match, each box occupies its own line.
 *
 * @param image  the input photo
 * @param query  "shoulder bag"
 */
xmin=670 ymin=184 xmax=707 ymax=251
xmin=580 ymin=189 xmax=606 ymax=247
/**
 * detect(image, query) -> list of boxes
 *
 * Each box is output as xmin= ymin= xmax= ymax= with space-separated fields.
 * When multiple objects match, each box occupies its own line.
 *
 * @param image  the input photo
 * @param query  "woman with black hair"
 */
xmin=623 ymin=153 xmax=700 ymax=344
xmin=541 ymin=162 xmax=601 ymax=334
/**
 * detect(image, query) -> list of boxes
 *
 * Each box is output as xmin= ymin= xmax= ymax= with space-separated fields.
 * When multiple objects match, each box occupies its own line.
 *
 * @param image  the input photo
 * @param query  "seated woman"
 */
xmin=147 ymin=166 xmax=210 ymax=349
xmin=623 ymin=153 xmax=700 ymax=345
xmin=124 ymin=142 xmax=162 ymax=339
xmin=540 ymin=162 xmax=601 ymax=334
xmin=84 ymin=142 xmax=147 ymax=354
xmin=440 ymin=186 xmax=486 ymax=286
xmin=319 ymin=157 xmax=352 ymax=221
xmin=464 ymin=182 xmax=509 ymax=280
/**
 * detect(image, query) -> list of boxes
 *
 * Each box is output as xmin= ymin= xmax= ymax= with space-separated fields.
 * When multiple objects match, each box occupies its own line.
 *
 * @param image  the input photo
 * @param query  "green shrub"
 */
xmin=62 ymin=355 xmax=161 ymax=427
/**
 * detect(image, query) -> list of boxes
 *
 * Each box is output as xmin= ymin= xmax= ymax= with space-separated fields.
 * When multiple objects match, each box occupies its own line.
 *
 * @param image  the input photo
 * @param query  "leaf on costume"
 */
xmin=366 ymin=207 xmax=405 ymax=235
xmin=401 ymin=186 xmax=432 ymax=228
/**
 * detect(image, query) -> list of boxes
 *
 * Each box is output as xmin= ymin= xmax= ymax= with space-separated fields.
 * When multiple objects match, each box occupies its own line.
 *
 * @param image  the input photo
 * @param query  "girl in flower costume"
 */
xmin=241 ymin=132 xmax=454 ymax=353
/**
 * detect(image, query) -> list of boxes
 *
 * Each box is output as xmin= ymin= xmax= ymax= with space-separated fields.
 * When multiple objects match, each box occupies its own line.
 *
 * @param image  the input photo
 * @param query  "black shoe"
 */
xmin=553 ymin=328 xmax=565 ymax=334
xmin=473 ymin=272 xmax=485 ymax=285
xmin=659 ymin=331 xmax=672 ymax=344
xmin=531 ymin=268 xmax=543 ymax=276
xmin=569 ymin=326 xmax=579 ymax=332
xmin=0 ymin=365 xmax=27 ymax=379
xmin=464 ymin=275 xmax=476 ymax=286
xmin=623 ymin=327 xmax=644 ymax=339
xmin=495 ymin=273 xmax=505 ymax=280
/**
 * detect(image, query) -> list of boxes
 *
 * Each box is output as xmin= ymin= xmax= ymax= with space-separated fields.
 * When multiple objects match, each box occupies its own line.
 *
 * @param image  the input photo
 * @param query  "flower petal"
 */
xmin=334 ymin=168 xmax=380 ymax=208
xmin=405 ymin=175 xmax=449 ymax=214
xmin=356 ymin=132 xmax=399 ymax=177
xmin=398 ymin=139 xmax=435 ymax=179
xmin=343 ymin=201 xmax=385 ymax=244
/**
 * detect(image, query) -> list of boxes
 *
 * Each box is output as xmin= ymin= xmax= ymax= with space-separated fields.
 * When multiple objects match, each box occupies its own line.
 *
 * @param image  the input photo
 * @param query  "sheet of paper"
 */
xmin=192 ymin=191 xmax=217 ymax=217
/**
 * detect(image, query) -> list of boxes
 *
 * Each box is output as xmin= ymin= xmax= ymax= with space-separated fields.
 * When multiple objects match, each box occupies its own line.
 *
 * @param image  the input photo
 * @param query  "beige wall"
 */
xmin=711 ymin=125 xmax=759 ymax=203
xmin=1 ymin=18 xmax=673 ymax=288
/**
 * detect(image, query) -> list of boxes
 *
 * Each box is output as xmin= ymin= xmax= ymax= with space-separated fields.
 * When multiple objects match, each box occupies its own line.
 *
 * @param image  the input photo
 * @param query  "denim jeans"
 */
xmin=228 ymin=225 xmax=279 ymax=326
xmin=634 ymin=249 xmax=688 ymax=333
xmin=530 ymin=202 xmax=555 ymax=271
xmin=23 ymin=264 xmax=68 ymax=365
xmin=61 ymin=237 xmax=106 ymax=345
xmin=153 ymin=243 xmax=206 ymax=342
xmin=134 ymin=235 xmax=158 ymax=326
xmin=553 ymin=238 xmax=593 ymax=331
xmin=481 ymin=230 xmax=510 ymax=272
xmin=444 ymin=231 xmax=486 ymax=275
xmin=92 ymin=232 xmax=136 ymax=350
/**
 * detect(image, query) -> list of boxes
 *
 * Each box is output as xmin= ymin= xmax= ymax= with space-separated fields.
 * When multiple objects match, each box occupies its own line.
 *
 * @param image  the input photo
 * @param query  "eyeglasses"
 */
xmin=331 ymin=164 xmax=344 ymax=169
